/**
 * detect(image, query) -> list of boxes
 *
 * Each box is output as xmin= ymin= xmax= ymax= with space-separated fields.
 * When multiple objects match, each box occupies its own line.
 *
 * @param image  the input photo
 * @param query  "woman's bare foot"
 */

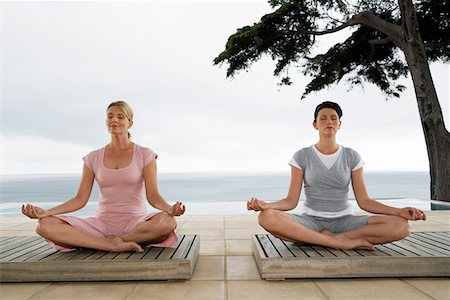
xmin=109 ymin=237 xmax=143 ymax=252
xmin=333 ymin=234 xmax=375 ymax=250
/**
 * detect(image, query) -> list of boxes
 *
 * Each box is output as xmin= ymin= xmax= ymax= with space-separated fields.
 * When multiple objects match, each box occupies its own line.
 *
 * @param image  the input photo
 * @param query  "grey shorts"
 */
xmin=289 ymin=213 xmax=370 ymax=234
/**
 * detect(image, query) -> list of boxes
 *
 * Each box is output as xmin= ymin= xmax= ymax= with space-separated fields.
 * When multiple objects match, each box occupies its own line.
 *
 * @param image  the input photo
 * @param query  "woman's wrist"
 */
xmin=163 ymin=203 xmax=174 ymax=214
xmin=391 ymin=207 xmax=402 ymax=216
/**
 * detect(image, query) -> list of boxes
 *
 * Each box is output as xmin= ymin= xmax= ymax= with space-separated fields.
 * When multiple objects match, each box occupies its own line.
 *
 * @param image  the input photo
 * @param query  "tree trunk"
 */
xmin=400 ymin=0 xmax=450 ymax=202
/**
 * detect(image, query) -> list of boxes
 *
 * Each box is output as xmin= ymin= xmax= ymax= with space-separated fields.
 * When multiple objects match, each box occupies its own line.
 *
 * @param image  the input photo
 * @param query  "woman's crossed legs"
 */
xmin=258 ymin=209 xmax=409 ymax=250
xmin=36 ymin=212 xmax=177 ymax=252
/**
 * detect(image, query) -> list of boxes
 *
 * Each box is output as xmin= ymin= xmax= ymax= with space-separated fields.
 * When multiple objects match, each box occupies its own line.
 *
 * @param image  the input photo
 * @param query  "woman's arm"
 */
xmin=248 ymin=166 xmax=303 ymax=211
xmin=143 ymin=159 xmax=185 ymax=216
xmin=351 ymin=168 xmax=426 ymax=220
xmin=22 ymin=164 xmax=95 ymax=219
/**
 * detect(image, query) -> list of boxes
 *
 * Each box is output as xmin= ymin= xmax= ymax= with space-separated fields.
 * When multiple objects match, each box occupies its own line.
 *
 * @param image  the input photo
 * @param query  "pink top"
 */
xmin=83 ymin=143 xmax=157 ymax=216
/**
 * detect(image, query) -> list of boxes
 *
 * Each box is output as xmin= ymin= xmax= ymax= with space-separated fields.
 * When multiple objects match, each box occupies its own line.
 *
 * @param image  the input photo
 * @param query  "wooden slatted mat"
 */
xmin=252 ymin=232 xmax=450 ymax=280
xmin=0 ymin=235 xmax=199 ymax=282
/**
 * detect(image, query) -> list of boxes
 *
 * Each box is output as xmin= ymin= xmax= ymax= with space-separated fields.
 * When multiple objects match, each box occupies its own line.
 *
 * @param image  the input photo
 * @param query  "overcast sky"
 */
xmin=1 ymin=1 xmax=449 ymax=175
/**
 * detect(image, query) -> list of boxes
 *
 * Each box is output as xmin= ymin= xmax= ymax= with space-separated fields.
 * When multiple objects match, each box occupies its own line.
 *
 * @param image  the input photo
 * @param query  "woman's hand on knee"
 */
xmin=397 ymin=207 xmax=426 ymax=221
xmin=247 ymin=197 xmax=268 ymax=211
xmin=21 ymin=204 xmax=50 ymax=219
xmin=166 ymin=201 xmax=185 ymax=216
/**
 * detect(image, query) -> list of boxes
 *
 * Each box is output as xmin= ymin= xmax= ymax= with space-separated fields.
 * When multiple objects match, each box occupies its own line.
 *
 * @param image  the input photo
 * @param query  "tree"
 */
xmin=214 ymin=0 xmax=450 ymax=201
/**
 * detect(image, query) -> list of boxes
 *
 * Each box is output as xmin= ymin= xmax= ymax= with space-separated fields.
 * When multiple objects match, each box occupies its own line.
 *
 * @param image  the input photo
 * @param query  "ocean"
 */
xmin=0 ymin=172 xmax=431 ymax=216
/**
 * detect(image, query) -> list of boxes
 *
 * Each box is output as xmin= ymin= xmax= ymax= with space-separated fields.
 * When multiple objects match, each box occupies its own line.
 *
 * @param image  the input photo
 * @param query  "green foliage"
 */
xmin=302 ymin=26 xmax=408 ymax=98
xmin=213 ymin=1 xmax=316 ymax=77
xmin=416 ymin=0 xmax=450 ymax=62
xmin=214 ymin=0 xmax=449 ymax=98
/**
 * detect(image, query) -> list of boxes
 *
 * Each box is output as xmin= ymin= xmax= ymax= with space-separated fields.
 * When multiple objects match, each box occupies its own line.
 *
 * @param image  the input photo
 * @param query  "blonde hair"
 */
xmin=107 ymin=101 xmax=133 ymax=139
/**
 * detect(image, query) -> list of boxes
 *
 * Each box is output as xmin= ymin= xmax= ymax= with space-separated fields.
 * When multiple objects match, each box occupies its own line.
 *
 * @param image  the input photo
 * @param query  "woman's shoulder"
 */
xmin=341 ymin=145 xmax=360 ymax=155
xmin=84 ymin=146 xmax=104 ymax=159
xmin=82 ymin=146 xmax=105 ymax=170
xmin=340 ymin=146 xmax=362 ymax=162
xmin=292 ymin=146 xmax=314 ymax=161
xmin=134 ymin=143 xmax=158 ymax=165
xmin=134 ymin=143 xmax=156 ymax=155
xmin=293 ymin=146 xmax=313 ymax=156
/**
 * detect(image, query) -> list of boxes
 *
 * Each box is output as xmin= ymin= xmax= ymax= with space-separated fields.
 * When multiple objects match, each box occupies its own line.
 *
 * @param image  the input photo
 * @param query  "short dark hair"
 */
xmin=314 ymin=101 xmax=343 ymax=121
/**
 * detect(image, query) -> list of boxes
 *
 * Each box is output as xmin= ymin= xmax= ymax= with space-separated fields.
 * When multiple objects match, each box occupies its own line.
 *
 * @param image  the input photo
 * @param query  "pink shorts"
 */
xmin=47 ymin=212 xmax=178 ymax=252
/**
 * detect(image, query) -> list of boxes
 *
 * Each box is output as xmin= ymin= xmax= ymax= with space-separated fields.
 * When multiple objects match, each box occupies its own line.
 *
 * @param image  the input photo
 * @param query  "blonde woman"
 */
xmin=22 ymin=101 xmax=185 ymax=252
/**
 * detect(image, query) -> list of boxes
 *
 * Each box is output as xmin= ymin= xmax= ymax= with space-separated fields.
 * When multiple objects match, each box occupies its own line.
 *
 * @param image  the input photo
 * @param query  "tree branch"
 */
xmin=368 ymin=37 xmax=394 ymax=57
xmin=368 ymin=37 xmax=394 ymax=46
xmin=296 ymin=18 xmax=358 ymax=36
xmin=297 ymin=11 xmax=403 ymax=49
xmin=352 ymin=12 xmax=403 ymax=48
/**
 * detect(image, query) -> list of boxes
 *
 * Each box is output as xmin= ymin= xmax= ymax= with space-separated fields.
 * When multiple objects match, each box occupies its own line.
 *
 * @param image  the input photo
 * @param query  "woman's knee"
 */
xmin=165 ymin=214 xmax=177 ymax=232
xmin=153 ymin=213 xmax=177 ymax=233
xmin=36 ymin=216 xmax=61 ymax=237
xmin=258 ymin=209 xmax=279 ymax=229
xmin=389 ymin=216 xmax=410 ymax=240
xmin=395 ymin=217 xmax=410 ymax=239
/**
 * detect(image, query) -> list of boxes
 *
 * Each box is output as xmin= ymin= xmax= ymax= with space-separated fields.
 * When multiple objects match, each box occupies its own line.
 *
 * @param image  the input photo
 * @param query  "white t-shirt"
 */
xmin=289 ymin=145 xmax=364 ymax=171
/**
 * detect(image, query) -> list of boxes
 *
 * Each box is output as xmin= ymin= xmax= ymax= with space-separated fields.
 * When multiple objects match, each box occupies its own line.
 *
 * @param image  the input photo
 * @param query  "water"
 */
xmin=0 ymin=172 xmax=432 ymax=216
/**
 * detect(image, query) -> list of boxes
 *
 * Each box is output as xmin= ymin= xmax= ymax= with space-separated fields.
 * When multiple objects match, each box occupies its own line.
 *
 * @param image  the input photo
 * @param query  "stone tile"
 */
xmin=404 ymin=278 xmax=450 ymax=300
xmin=224 ymin=214 xmax=258 ymax=221
xmin=410 ymin=219 xmax=445 ymax=226
xmin=427 ymin=211 xmax=450 ymax=215
xmin=224 ymin=219 xmax=260 ymax=229
xmin=200 ymin=240 xmax=225 ymax=256
xmin=409 ymin=224 xmax=444 ymax=230
xmin=175 ymin=215 xmax=190 ymax=221
xmin=5 ymin=222 xmax=38 ymax=230
xmin=411 ymin=226 xmax=450 ymax=232
xmin=0 ymin=216 xmax=30 ymax=223
xmin=181 ymin=220 xmax=224 ymax=229
xmin=189 ymin=215 xmax=224 ymax=222
xmin=191 ymin=256 xmax=225 ymax=280
xmin=0 ymin=283 xmax=50 ymax=300
xmin=431 ymin=217 xmax=450 ymax=225
xmin=225 ymin=239 xmax=252 ymax=255
xmin=227 ymin=280 xmax=325 ymax=300
xmin=226 ymin=256 xmax=260 ymax=280
xmin=176 ymin=217 xmax=187 ymax=223
xmin=174 ymin=223 xmax=185 ymax=233
xmin=177 ymin=229 xmax=224 ymax=240
xmin=28 ymin=282 xmax=135 ymax=300
xmin=131 ymin=281 xmax=224 ymax=300
xmin=0 ymin=222 xmax=26 ymax=230
xmin=0 ymin=230 xmax=38 ymax=236
xmin=224 ymin=229 xmax=254 ymax=240
xmin=425 ymin=213 xmax=449 ymax=220
xmin=315 ymin=278 xmax=435 ymax=300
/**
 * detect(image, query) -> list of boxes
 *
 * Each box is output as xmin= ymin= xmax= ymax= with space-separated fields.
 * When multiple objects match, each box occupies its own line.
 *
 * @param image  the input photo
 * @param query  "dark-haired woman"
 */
xmin=247 ymin=101 xmax=426 ymax=250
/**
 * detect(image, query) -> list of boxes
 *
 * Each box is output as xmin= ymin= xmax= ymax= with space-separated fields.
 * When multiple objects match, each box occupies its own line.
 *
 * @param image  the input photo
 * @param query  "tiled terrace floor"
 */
xmin=0 ymin=210 xmax=449 ymax=300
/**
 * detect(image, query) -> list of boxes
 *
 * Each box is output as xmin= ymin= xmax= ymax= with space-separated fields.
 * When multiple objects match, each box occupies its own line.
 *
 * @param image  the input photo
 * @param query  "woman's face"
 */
xmin=313 ymin=108 xmax=341 ymax=136
xmin=106 ymin=106 xmax=133 ymax=136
